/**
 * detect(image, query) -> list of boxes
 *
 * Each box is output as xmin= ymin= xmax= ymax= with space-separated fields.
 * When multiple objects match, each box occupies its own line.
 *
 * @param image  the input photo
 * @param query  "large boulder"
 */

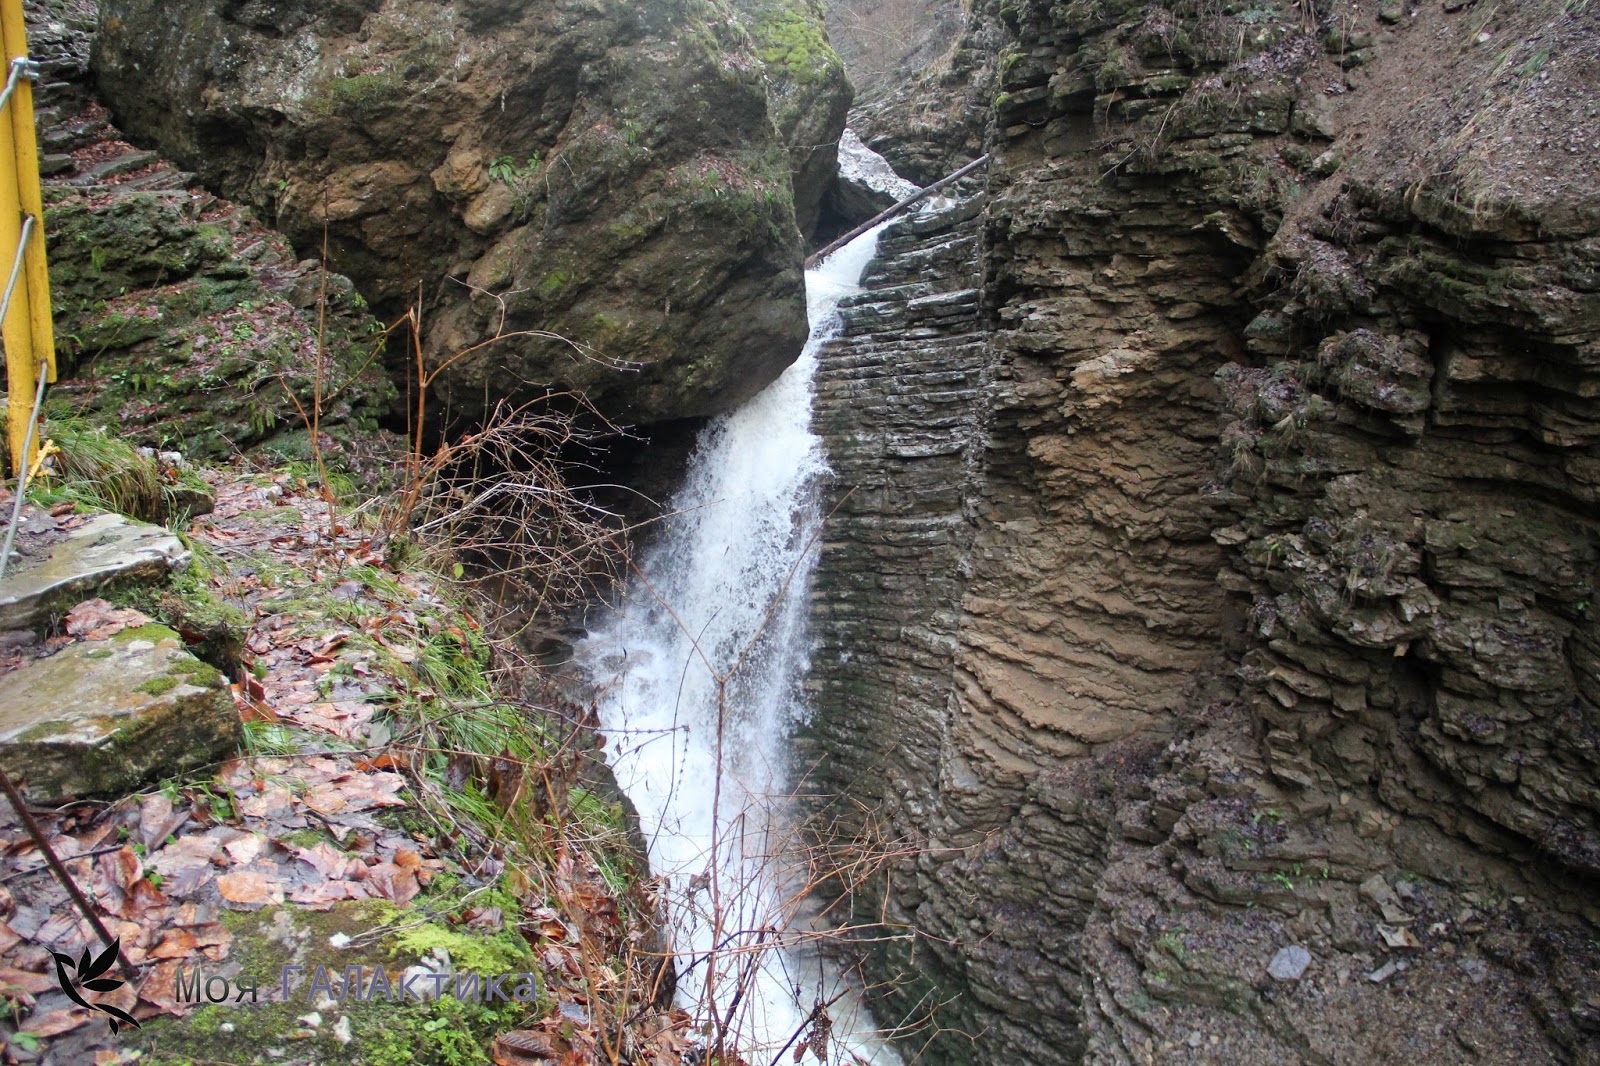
xmin=0 ymin=629 xmax=239 ymax=801
xmin=92 ymin=0 xmax=847 ymax=425
xmin=727 ymin=0 xmax=852 ymax=238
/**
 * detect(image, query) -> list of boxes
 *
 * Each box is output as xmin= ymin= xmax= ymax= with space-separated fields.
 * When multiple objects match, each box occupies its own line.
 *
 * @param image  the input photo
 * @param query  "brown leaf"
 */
xmin=493 ymin=1031 xmax=556 ymax=1065
xmin=95 ymin=847 xmax=167 ymax=920
xmin=364 ymin=863 xmax=419 ymax=905
xmin=222 ymin=834 xmax=267 ymax=866
xmin=147 ymin=929 xmax=198 ymax=960
xmin=289 ymin=881 xmax=367 ymax=909
xmin=147 ymin=836 xmax=220 ymax=900
xmin=236 ymin=787 xmax=295 ymax=820
xmin=19 ymin=1008 xmax=90 ymax=1037
xmin=64 ymin=599 xmax=152 ymax=641
xmin=138 ymin=793 xmax=189 ymax=850
xmin=462 ymin=906 xmax=503 ymax=932
xmin=183 ymin=922 xmax=232 ymax=960
xmin=487 ymin=755 xmax=526 ymax=810
xmin=286 ymin=841 xmax=349 ymax=880
xmin=301 ymin=771 xmax=406 ymax=815
xmin=217 ymin=869 xmax=285 ymax=908
xmin=136 ymin=959 xmax=189 ymax=1018
xmin=0 ymin=968 xmax=56 ymax=996
xmin=231 ymin=682 xmax=279 ymax=724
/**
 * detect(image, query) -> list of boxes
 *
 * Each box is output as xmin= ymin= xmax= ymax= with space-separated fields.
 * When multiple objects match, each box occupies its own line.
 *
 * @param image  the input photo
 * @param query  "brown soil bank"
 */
xmin=808 ymin=0 xmax=1599 ymax=1062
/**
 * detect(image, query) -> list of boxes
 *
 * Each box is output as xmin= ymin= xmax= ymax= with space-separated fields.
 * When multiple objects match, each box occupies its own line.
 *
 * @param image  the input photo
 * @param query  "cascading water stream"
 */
xmin=577 ymin=217 xmax=899 ymax=1063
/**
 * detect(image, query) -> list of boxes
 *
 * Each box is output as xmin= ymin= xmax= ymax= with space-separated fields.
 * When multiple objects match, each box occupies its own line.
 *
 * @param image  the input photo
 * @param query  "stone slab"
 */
xmin=0 ymin=631 xmax=239 ymax=800
xmin=0 ymin=512 xmax=188 ymax=632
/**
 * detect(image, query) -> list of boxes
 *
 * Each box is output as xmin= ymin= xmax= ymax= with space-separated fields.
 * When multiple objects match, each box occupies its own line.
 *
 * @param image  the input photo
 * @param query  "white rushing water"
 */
xmin=578 ymin=224 xmax=898 ymax=1063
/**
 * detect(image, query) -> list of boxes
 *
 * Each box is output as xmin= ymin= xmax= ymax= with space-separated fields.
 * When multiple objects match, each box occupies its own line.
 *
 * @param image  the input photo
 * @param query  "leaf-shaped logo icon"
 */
xmin=50 ymin=938 xmax=141 ymax=1033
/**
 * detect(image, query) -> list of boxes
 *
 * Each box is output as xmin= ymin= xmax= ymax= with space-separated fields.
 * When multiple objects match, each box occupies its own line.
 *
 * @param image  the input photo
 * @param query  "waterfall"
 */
xmin=578 ymin=224 xmax=899 ymax=1062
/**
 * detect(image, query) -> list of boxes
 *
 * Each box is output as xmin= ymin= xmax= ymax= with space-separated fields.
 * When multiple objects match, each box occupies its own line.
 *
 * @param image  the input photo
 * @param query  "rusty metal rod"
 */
xmin=0 ymin=765 xmax=140 ymax=983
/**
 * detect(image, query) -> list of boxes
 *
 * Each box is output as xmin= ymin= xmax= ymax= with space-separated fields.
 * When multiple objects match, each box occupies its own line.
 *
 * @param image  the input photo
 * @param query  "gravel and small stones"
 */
xmin=1367 ymin=959 xmax=1410 ymax=983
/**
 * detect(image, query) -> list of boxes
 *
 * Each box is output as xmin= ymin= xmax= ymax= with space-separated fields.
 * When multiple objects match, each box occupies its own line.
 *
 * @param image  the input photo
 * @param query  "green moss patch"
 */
xmin=132 ymin=904 xmax=539 ymax=1066
xmin=137 ymin=674 xmax=182 ymax=696
xmin=46 ymin=189 xmax=397 ymax=464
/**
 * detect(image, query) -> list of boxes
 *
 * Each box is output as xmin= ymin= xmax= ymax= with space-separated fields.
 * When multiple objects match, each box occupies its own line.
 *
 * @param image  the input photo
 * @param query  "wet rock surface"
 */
xmin=812 ymin=0 xmax=1600 ymax=1062
xmin=0 ymin=511 xmax=186 ymax=632
xmin=827 ymin=0 xmax=997 ymax=186
xmin=92 ymin=0 xmax=849 ymax=425
xmin=0 ymin=628 xmax=237 ymax=801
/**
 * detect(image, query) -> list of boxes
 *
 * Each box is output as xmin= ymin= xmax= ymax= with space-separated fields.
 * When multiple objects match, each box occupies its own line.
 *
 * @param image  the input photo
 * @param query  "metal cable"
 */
xmin=0 ymin=213 xmax=44 ymax=581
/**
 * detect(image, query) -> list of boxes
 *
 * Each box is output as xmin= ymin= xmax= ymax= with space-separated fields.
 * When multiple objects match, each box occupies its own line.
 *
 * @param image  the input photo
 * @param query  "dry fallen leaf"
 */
xmin=493 ymin=1030 xmax=556 ymax=1065
xmin=286 ymin=841 xmax=349 ymax=880
xmin=64 ymin=599 xmax=153 ymax=641
xmin=146 ymin=929 xmax=198 ymax=961
xmin=95 ymin=847 xmax=169 ymax=921
xmin=0 ymin=967 xmax=57 ymax=996
xmin=364 ymin=863 xmax=419 ymax=905
xmin=231 ymin=680 xmax=280 ymax=724
xmin=136 ymin=959 xmax=191 ymax=1019
xmin=289 ymin=881 xmax=368 ymax=909
xmin=19 ymin=1007 xmax=91 ymax=1037
xmin=217 ymin=869 xmax=285 ymax=908
xmin=222 ymin=834 xmax=267 ymax=866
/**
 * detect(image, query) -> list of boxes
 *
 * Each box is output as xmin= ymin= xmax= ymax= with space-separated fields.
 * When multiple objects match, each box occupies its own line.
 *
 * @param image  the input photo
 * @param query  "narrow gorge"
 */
xmin=4 ymin=0 xmax=1596 ymax=1063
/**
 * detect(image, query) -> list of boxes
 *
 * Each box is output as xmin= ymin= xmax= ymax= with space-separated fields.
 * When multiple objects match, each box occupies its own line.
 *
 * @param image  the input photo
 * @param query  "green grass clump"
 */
xmin=20 ymin=415 xmax=165 ymax=520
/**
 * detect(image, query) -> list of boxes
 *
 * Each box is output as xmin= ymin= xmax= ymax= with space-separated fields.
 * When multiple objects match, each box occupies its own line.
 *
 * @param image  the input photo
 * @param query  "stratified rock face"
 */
xmin=92 ymin=0 xmax=847 ymax=424
xmin=810 ymin=0 xmax=1600 ymax=1062
xmin=804 ymin=197 xmax=999 ymax=1049
xmin=1213 ymin=12 xmax=1600 ymax=881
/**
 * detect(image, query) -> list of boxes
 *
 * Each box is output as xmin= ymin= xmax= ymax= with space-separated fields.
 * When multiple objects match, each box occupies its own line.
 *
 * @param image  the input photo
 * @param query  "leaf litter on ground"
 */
xmin=0 ymin=467 xmax=660 ymax=1065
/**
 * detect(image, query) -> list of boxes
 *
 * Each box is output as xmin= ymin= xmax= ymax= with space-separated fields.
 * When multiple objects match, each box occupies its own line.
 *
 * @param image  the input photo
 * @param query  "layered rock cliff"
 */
xmin=808 ymin=0 xmax=1599 ymax=1062
xmin=92 ymin=0 xmax=849 ymax=425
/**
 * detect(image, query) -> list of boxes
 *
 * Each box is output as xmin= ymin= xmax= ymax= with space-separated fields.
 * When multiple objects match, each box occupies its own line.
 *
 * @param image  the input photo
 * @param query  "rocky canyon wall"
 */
xmin=809 ymin=0 xmax=1599 ymax=1062
xmin=92 ymin=0 xmax=850 ymax=426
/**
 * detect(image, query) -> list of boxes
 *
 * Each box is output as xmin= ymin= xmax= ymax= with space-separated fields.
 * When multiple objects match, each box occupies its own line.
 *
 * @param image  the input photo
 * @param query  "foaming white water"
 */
xmin=578 ymin=226 xmax=896 ymax=1063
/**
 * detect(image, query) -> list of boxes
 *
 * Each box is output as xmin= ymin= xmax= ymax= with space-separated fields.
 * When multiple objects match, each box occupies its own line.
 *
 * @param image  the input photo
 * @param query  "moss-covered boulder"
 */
xmin=92 ymin=0 xmax=847 ymax=426
xmin=729 ymin=0 xmax=852 ymax=237
xmin=0 ymin=627 xmax=239 ymax=800
xmin=0 ymin=510 xmax=188 ymax=632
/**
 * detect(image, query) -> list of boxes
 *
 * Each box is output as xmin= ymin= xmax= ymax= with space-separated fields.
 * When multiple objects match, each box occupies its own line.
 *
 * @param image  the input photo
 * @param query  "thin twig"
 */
xmin=0 ymin=765 xmax=140 ymax=983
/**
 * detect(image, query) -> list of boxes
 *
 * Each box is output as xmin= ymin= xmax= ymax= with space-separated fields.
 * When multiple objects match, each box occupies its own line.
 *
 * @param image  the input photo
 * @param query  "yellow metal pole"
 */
xmin=0 ymin=0 xmax=51 ymax=479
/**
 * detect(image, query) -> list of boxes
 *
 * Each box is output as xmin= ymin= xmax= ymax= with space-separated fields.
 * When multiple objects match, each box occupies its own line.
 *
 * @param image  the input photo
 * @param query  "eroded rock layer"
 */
xmin=809 ymin=0 xmax=1600 ymax=1062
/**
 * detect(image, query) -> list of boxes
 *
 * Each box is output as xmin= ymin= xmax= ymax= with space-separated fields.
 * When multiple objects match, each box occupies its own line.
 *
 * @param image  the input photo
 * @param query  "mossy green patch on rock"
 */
xmin=137 ymin=674 xmax=183 ymax=696
xmin=0 ymin=635 xmax=238 ymax=800
xmin=728 ymin=0 xmax=851 ymax=236
xmin=738 ymin=0 xmax=837 ymax=82
xmin=132 ymin=903 xmax=538 ymax=1066
xmin=305 ymin=71 xmax=406 ymax=119
xmin=46 ymin=189 xmax=396 ymax=463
